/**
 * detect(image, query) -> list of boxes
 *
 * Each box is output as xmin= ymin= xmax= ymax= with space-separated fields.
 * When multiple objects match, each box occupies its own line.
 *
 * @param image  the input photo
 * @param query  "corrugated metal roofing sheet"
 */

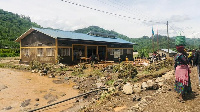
xmin=33 ymin=27 xmax=134 ymax=44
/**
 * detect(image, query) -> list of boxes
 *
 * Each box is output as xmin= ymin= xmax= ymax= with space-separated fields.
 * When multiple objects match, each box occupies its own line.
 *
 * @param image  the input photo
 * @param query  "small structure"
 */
xmin=15 ymin=27 xmax=135 ymax=65
xmin=158 ymin=49 xmax=177 ymax=57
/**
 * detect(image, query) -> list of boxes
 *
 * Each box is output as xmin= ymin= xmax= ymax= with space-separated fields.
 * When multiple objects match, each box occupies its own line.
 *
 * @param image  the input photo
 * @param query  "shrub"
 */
xmin=113 ymin=62 xmax=138 ymax=79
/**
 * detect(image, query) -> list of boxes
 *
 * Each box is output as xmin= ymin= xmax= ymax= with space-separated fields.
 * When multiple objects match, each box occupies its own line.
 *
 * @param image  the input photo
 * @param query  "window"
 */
xmin=23 ymin=48 xmax=29 ymax=57
xmin=119 ymin=49 xmax=123 ymax=55
xmin=109 ymin=49 xmax=114 ymax=55
xmin=46 ymin=48 xmax=55 ymax=56
xmin=110 ymin=49 xmax=123 ymax=55
xmin=37 ymin=48 xmax=44 ymax=56
xmin=127 ymin=49 xmax=132 ymax=54
xmin=61 ymin=48 xmax=70 ymax=56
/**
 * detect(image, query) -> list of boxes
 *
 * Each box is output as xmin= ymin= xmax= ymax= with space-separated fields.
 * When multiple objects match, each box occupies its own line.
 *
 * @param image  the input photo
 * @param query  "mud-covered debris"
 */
xmin=21 ymin=99 xmax=31 ymax=107
xmin=0 ymin=84 xmax=7 ymax=91
xmin=3 ymin=106 xmax=12 ymax=110
xmin=34 ymin=103 xmax=39 ymax=106
xmin=132 ymin=94 xmax=141 ymax=101
xmin=35 ymin=98 xmax=39 ymax=101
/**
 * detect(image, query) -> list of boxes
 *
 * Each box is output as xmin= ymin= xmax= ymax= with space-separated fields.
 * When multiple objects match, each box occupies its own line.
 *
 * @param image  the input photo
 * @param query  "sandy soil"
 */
xmin=0 ymin=68 xmax=78 ymax=112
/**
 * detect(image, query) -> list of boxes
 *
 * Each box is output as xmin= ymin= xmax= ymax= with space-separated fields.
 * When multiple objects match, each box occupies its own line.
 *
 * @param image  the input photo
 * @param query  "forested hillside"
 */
xmin=0 ymin=9 xmax=41 ymax=49
xmin=74 ymin=26 xmax=176 ymax=51
xmin=75 ymin=26 xmax=200 ymax=57
xmin=1 ymin=8 xmax=199 ymax=57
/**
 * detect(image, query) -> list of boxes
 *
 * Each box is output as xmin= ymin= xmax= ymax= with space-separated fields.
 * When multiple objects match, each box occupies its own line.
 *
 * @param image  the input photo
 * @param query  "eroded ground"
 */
xmin=0 ymin=68 xmax=78 ymax=112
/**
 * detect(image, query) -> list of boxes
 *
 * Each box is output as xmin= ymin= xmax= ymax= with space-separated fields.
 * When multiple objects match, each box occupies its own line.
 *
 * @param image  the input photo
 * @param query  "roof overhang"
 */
xmin=15 ymin=28 xmax=35 ymax=42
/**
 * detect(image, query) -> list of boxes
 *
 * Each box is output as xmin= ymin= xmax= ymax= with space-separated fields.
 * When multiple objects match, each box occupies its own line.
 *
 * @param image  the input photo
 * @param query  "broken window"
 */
xmin=46 ymin=48 xmax=55 ymax=56
xmin=37 ymin=48 xmax=43 ymax=56
xmin=61 ymin=48 xmax=70 ymax=56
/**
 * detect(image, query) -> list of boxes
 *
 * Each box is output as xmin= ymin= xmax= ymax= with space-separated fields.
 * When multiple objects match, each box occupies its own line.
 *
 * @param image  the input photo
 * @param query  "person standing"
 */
xmin=193 ymin=47 xmax=200 ymax=87
xmin=174 ymin=46 xmax=192 ymax=102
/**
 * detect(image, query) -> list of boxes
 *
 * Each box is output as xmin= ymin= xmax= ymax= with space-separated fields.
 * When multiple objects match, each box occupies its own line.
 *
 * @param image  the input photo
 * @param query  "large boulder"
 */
xmin=122 ymin=83 xmax=133 ymax=95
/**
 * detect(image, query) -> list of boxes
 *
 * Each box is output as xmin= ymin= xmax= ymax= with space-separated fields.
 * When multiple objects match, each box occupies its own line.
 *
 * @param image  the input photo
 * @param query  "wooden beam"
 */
xmin=20 ymin=40 xmax=21 ymax=59
xmin=21 ymin=46 xmax=56 ymax=48
xmin=85 ymin=45 xmax=87 ymax=58
xmin=55 ymin=38 xmax=58 ymax=63
xmin=72 ymin=45 xmax=74 ymax=61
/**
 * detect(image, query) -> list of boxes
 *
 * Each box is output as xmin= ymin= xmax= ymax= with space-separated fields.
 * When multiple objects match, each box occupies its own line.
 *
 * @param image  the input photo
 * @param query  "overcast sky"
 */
xmin=0 ymin=0 xmax=199 ymax=38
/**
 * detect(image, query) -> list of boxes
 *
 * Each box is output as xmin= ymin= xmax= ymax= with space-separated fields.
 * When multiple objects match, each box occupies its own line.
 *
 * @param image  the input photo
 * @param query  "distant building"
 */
xmin=15 ymin=27 xmax=136 ymax=65
xmin=158 ymin=49 xmax=177 ymax=57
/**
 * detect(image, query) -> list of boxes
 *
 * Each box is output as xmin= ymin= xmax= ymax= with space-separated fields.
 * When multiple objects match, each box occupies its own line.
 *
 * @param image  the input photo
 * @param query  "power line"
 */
xmin=61 ymin=0 xmax=165 ymax=25
xmin=61 ymin=0 xmax=198 ymax=38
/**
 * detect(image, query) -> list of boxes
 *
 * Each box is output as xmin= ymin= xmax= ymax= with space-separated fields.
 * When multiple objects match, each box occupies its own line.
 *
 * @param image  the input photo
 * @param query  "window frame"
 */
xmin=37 ymin=48 xmax=44 ymax=56
xmin=46 ymin=48 xmax=55 ymax=57
xmin=61 ymin=48 xmax=70 ymax=56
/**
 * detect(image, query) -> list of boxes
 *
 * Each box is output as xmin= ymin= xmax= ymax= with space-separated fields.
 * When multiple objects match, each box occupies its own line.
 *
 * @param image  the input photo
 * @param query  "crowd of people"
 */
xmin=151 ymin=51 xmax=167 ymax=63
xmin=174 ymin=46 xmax=200 ymax=102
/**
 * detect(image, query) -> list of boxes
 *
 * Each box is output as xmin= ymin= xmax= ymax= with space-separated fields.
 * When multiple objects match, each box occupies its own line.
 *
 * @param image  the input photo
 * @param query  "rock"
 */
xmin=141 ymin=82 xmax=148 ymax=90
xmin=108 ymin=87 xmax=115 ymax=92
xmin=117 ymin=79 xmax=123 ymax=82
xmin=34 ymin=103 xmax=39 ymax=106
xmin=155 ymin=77 xmax=164 ymax=83
xmin=133 ymin=83 xmax=142 ymax=93
xmin=158 ymin=82 xmax=164 ymax=87
xmin=113 ymin=82 xmax=119 ymax=86
xmin=0 ymin=84 xmax=7 ymax=91
xmin=162 ymin=73 xmax=174 ymax=80
xmin=31 ymin=70 xmax=35 ymax=73
xmin=49 ymin=74 xmax=55 ymax=78
xmin=146 ymin=80 xmax=154 ymax=89
xmin=132 ymin=94 xmax=141 ymax=101
xmin=96 ymin=82 xmax=103 ymax=88
xmin=64 ymin=77 xmax=69 ymax=80
xmin=152 ymin=83 xmax=159 ymax=90
xmin=35 ymin=98 xmax=39 ymax=101
xmin=21 ymin=99 xmax=31 ymax=107
xmin=3 ymin=106 xmax=12 ymax=110
xmin=122 ymin=83 xmax=133 ymax=95
xmin=73 ymin=85 xmax=79 ymax=89
xmin=101 ymin=77 xmax=106 ymax=80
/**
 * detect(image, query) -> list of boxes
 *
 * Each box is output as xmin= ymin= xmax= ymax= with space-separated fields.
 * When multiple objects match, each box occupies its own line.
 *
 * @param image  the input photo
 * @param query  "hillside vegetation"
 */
xmin=75 ymin=26 xmax=200 ymax=54
xmin=0 ymin=9 xmax=41 ymax=49
xmin=1 ymin=9 xmax=200 ymax=57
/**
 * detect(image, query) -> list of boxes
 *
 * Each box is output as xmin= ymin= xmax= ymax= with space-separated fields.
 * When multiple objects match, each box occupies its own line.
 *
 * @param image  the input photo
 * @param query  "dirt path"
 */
xmin=143 ymin=66 xmax=200 ymax=112
xmin=0 ymin=68 xmax=78 ymax=112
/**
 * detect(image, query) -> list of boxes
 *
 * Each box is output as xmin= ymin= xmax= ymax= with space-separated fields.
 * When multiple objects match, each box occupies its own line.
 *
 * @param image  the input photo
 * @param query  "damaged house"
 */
xmin=15 ymin=27 xmax=135 ymax=65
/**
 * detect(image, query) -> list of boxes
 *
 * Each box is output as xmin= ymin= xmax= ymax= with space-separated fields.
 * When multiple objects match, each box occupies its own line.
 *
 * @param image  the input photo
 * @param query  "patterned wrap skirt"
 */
xmin=174 ymin=75 xmax=192 ymax=95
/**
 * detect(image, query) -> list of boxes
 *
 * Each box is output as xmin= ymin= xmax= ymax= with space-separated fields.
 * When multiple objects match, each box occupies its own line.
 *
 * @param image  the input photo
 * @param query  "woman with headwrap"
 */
xmin=174 ymin=46 xmax=192 ymax=102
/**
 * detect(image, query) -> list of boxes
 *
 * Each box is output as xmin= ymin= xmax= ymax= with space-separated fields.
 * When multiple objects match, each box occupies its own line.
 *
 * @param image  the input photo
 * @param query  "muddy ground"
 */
xmin=0 ymin=57 xmax=200 ymax=112
xmin=0 ymin=68 xmax=78 ymax=112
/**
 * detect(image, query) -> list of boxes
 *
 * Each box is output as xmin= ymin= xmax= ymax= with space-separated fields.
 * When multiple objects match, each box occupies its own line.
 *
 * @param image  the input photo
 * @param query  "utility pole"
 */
xmin=167 ymin=21 xmax=169 ymax=54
